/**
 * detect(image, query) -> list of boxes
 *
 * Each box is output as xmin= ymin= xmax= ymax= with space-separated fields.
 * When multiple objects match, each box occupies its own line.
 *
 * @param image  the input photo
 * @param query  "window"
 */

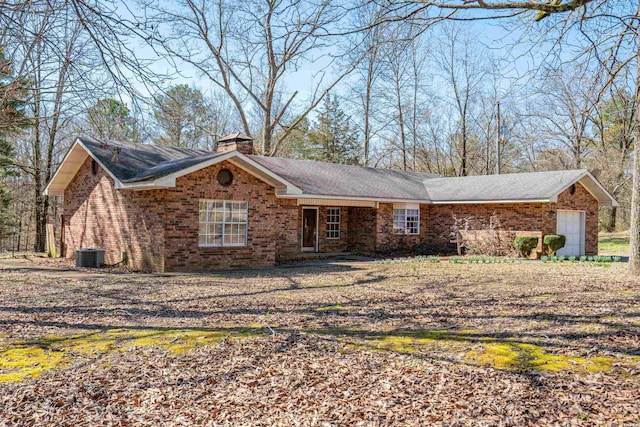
xmin=199 ymin=199 xmax=248 ymax=247
xmin=326 ymin=208 xmax=340 ymax=239
xmin=393 ymin=203 xmax=420 ymax=235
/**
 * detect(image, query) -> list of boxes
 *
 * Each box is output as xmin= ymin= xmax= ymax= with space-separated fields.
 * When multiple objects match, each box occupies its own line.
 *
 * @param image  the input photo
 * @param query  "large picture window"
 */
xmin=393 ymin=203 xmax=420 ymax=235
xmin=326 ymin=208 xmax=341 ymax=239
xmin=199 ymin=200 xmax=248 ymax=247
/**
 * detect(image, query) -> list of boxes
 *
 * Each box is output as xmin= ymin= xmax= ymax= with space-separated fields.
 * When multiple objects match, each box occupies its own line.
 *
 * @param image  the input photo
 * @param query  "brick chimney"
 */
xmin=216 ymin=132 xmax=254 ymax=155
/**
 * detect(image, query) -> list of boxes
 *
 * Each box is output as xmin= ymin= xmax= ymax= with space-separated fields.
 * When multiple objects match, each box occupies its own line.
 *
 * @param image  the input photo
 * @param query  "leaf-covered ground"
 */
xmin=0 ymin=257 xmax=639 ymax=425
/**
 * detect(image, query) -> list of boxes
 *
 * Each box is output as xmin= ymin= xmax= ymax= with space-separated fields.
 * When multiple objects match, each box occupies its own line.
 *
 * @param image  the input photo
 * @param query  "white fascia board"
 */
xmin=115 ymin=178 xmax=175 ymax=190
xmin=227 ymin=154 xmax=303 ymax=194
xmin=44 ymin=138 xmax=126 ymax=196
xmin=551 ymin=170 xmax=618 ymax=207
xmin=580 ymin=172 xmax=619 ymax=207
xmin=550 ymin=170 xmax=588 ymax=204
xmin=431 ymin=198 xmax=552 ymax=205
xmin=43 ymin=139 xmax=86 ymax=195
xmin=117 ymin=151 xmax=303 ymax=194
xmin=277 ymin=193 xmax=430 ymax=204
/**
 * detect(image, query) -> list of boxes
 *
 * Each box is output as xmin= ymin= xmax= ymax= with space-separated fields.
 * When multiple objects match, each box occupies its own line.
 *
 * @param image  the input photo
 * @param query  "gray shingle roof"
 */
xmin=249 ymin=156 xmax=438 ymax=200
xmin=73 ymin=137 xmax=606 ymax=204
xmin=79 ymin=137 xmax=212 ymax=182
xmin=424 ymin=169 xmax=587 ymax=203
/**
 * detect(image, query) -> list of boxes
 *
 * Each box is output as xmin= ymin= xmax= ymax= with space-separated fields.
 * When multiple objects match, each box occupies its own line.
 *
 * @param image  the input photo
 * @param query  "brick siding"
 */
xmin=62 ymin=156 xmax=601 ymax=271
xmin=63 ymin=158 xmax=165 ymax=271
xmin=347 ymin=207 xmax=376 ymax=253
xmin=426 ymin=182 xmax=598 ymax=255
xmin=375 ymin=203 xmax=430 ymax=253
xmin=163 ymin=161 xmax=295 ymax=271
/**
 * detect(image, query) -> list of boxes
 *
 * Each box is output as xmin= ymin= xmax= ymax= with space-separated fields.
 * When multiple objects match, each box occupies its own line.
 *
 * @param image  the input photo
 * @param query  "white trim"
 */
xmin=431 ymin=199 xmax=552 ymax=205
xmin=198 ymin=199 xmax=249 ymax=248
xmin=579 ymin=173 xmax=619 ymax=207
xmin=228 ymin=156 xmax=303 ymax=194
xmin=301 ymin=207 xmax=319 ymax=252
xmin=44 ymin=138 xmax=126 ymax=195
xmin=393 ymin=204 xmax=420 ymax=235
xmin=326 ymin=207 xmax=341 ymax=240
xmin=280 ymin=193 xmax=428 ymax=204
xmin=44 ymin=139 xmax=87 ymax=195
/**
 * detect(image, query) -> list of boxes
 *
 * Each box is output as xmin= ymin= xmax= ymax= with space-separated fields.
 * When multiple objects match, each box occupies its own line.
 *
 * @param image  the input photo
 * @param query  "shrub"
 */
xmin=568 ymin=256 xmax=576 ymax=263
xmin=514 ymin=236 xmax=539 ymax=258
xmin=541 ymin=256 xmax=549 ymax=262
xmin=579 ymin=256 xmax=587 ymax=262
xmin=543 ymin=234 xmax=566 ymax=256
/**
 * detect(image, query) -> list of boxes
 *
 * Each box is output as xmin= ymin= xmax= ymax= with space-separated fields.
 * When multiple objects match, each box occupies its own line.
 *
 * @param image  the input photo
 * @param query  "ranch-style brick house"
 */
xmin=44 ymin=134 xmax=618 ymax=272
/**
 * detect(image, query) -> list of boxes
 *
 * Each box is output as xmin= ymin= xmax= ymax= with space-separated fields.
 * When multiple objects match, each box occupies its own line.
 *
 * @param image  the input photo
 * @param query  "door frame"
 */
xmin=556 ymin=209 xmax=586 ymax=256
xmin=301 ymin=207 xmax=319 ymax=252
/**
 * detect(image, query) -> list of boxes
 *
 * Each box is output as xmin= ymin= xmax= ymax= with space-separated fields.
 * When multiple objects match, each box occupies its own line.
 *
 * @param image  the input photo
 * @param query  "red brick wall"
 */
xmin=347 ymin=207 xmax=376 ymax=253
xmin=163 ymin=161 xmax=294 ymax=271
xmin=555 ymin=182 xmax=599 ymax=255
xmin=375 ymin=203 xmax=430 ymax=253
xmin=426 ymin=182 xmax=599 ymax=255
xmin=275 ymin=200 xmax=300 ymax=262
xmin=63 ymin=158 xmax=166 ymax=271
xmin=63 ymin=157 xmax=601 ymax=271
xmin=317 ymin=207 xmax=349 ymax=253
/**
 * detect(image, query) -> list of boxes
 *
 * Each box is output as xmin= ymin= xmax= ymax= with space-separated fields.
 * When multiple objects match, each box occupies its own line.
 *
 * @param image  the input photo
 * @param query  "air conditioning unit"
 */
xmin=75 ymin=248 xmax=105 ymax=267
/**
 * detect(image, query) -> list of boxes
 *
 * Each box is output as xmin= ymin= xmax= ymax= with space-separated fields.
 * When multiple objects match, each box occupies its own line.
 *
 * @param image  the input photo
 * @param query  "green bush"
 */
xmin=514 ymin=236 xmax=539 ymax=258
xmin=543 ymin=234 xmax=566 ymax=256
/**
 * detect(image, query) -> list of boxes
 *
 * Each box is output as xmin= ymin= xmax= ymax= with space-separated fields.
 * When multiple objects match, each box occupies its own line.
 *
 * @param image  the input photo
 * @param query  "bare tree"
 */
xmin=141 ymin=0 xmax=360 ymax=155
xmin=432 ymin=23 xmax=488 ymax=176
xmin=390 ymin=0 xmax=640 ymax=272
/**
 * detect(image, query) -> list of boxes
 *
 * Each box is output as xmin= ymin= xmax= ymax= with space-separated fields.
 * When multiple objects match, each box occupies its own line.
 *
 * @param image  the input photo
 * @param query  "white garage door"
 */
xmin=556 ymin=210 xmax=586 ymax=257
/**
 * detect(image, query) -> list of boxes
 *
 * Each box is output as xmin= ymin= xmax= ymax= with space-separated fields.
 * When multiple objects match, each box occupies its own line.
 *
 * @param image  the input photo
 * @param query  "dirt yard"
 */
xmin=0 ymin=257 xmax=639 ymax=426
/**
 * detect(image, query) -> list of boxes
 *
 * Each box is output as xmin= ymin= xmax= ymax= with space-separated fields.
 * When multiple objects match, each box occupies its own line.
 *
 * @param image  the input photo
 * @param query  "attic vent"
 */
xmin=217 ymin=169 xmax=233 ymax=186
xmin=570 ymin=184 xmax=576 ymax=195
xmin=91 ymin=159 xmax=98 ymax=175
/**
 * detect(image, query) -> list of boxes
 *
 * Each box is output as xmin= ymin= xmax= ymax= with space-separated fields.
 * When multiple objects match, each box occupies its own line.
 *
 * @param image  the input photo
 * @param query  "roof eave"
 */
xmin=115 ymin=151 xmax=303 ymax=195
xmin=44 ymin=138 xmax=126 ymax=196
xmin=430 ymin=198 xmax=552 ymax=205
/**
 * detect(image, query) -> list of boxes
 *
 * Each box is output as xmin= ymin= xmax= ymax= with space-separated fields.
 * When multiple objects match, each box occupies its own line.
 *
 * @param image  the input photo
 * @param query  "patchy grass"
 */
xmin=599 ymin=231 xmax=630 ymax=256
xmin=0 ymin=328 xmax=261 ymax=383
xmin=0 ymin=258 xmax=639 ymax=425
xmin=466 ymin=343 xmax=613 ymax=373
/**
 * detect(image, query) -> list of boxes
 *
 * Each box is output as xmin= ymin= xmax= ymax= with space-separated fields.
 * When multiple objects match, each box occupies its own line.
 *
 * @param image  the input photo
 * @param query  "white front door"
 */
xmin=556 ymin=210 xmax=586 ymax=257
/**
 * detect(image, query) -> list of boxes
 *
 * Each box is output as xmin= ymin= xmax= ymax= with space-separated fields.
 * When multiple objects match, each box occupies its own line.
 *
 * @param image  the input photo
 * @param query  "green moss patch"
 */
xmin=0 ymin=328 xmax=261 ymax=383
xmin=465 ymin=343 xmax=613 ymax=372
xmin=316 ymin=304 xmax=351 ymax=312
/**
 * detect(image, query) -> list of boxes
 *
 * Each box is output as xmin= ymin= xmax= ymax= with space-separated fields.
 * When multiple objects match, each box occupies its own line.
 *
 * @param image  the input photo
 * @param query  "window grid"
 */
xmin=393 ymin=206 xmax=420 ymax=235
xmin=199 ymin=199 xmax=248 ymax=247
xmin=326 ymin=208 xmax=341 ymax=239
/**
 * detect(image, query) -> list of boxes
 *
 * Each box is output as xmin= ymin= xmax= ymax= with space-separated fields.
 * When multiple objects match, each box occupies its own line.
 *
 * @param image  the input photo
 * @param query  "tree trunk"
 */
xmin=629 ymin=7 xmax=640 ymax=274
xmin=606 ymin=206 xmax=617 ymax=232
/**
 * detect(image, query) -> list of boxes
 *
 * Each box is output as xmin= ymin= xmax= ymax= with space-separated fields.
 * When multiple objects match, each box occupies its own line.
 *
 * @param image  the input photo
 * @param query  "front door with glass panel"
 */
xmin=302 ymin=208 xmax=318 ymax=252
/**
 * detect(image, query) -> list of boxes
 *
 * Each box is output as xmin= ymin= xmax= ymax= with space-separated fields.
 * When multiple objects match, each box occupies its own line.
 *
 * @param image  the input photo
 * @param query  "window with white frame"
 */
xmin=326 ymin=208 xmax=341 ymax=239
xmin=199 ymin=199 xmax=248 ymax=247
xmin=393 ymin=203 xmax=420 ymax=235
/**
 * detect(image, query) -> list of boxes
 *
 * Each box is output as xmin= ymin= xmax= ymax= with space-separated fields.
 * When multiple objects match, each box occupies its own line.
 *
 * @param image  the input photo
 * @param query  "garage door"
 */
xmin=556 ymin=210 xmax=586 ymax=257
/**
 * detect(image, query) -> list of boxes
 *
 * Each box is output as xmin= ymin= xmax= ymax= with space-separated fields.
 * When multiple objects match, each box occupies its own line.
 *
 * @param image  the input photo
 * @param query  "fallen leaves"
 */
xmin=0 ymin=259 xmax=639 ymax=425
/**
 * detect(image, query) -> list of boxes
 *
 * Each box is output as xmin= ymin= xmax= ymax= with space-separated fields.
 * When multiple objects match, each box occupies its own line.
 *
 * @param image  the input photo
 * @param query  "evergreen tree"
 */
xmin=86 ymin=98 xmax=137 ymax=141
xmin=153 ymin=85 xmax=210 ymax=148
xmin=0 ymin=48 xmax=29 ymax=240
xmin=307 ymin=95 xmax=361 ymax=165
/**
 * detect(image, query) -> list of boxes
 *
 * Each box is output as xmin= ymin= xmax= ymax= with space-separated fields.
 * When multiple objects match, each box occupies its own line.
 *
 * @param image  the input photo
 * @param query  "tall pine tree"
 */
xmin=0 ymin=48 xmax=29 ymax=240
xmin=307 ymin=95 xmax=361 ymax=165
